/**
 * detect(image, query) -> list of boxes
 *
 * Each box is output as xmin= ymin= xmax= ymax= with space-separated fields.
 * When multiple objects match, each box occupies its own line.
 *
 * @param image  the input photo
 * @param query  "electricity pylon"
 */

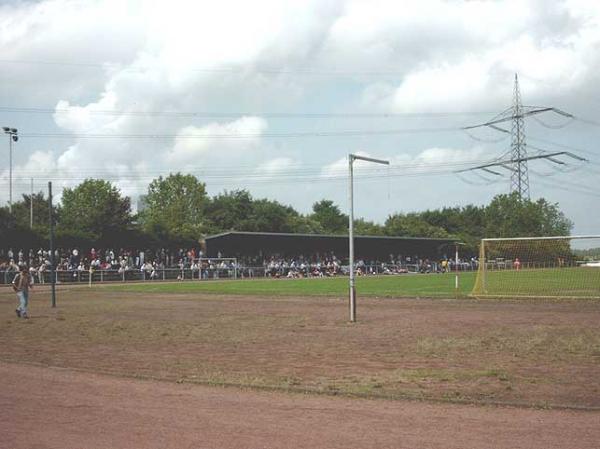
xmin=460 ymin=74 xmax=581 ymax=200
xmin=510 ymin=74 xmax=529 ymax=199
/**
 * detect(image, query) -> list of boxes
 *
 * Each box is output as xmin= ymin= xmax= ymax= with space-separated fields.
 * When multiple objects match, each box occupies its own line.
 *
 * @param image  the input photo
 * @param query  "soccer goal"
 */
xmin=471 ymin=235 xmax=600 ymax=299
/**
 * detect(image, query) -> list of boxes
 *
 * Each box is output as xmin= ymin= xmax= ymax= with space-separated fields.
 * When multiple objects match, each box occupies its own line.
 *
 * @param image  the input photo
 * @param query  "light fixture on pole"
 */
xmin=3 ymin=127 xmax=18 ymax=213
xmin=348 ymin=153 xmax=389 ymax=323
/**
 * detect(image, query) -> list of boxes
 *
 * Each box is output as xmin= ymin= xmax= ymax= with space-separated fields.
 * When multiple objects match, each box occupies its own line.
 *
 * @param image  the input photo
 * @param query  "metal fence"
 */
xmin=484 ymin=259 xmax=586 ymax=271
xmin=0 ymin=262 xmax=477 ymax=286
xmin=1 ymin=267 xmax=239 ymax=285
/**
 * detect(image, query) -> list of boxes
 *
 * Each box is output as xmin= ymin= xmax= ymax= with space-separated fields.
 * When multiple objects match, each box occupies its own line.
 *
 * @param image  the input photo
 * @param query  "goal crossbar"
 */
xmin=482 ymin=235 xmax=600 ymax=242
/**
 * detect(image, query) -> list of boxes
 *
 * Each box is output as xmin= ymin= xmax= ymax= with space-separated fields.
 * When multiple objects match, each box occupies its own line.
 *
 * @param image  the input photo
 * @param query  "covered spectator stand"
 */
xmin=204 ymin=231 xmax=454 ymax=262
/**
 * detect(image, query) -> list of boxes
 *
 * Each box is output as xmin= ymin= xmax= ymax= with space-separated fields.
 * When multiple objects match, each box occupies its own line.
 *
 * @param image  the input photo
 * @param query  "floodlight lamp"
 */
xmin=11 ymin=128 xmax=17 ymax=133
xmin=2 ymin=127 xmax=9 ymax=132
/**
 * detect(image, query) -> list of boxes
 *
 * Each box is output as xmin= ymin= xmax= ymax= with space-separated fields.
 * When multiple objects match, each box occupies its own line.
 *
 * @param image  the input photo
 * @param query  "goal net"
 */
xmin=471 ymin=235 xmax=600 ymax=298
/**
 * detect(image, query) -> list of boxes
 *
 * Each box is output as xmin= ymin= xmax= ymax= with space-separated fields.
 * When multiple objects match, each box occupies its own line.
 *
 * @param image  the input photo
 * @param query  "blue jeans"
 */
xmin=17 ymin=290 xmax=29 ymax=315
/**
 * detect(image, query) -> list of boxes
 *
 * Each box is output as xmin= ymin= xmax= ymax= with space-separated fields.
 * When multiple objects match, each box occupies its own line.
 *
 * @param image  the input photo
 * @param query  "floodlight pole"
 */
xmin=30 ymin=178 xmax=33 ymax=228
xmin=49 ymin=182 xmax=56 ymax=308
xmin=9 ymin=133 xmax=12 ymax=212
xmin=3 ymin=127 xmax=18 ymax=213
xmin=348 ymin=154 xmax=389 ymax=322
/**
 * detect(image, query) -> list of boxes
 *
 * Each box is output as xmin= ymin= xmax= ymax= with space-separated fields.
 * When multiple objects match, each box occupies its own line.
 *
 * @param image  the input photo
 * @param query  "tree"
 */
xmin=205 ymin=190 xmax=342 ymax=235
xmin=420 ymin=204 xmax=485 ymax=251
xmin=286 ymin=215 xmax=325 ymax=234
xmin=310 ymin=200 xmax=348 ymax=234
xmin=354 ymin=218 xmax=385 ymax=236
xmin=205 ymin=190 xmax=254 ymax=233
xmin=140 ymin=173 xmax=209 ymax=242
xmin=59 ymin=179 xmax=132 ymax=242
xmin=245 ymin=198 xmax=300 ymax=233
xmin=0 ymin=205 xmax=46 ymax=250
xmin=0 ymin=207 xmax=16 ymax=245
xmin=384 ymin=213 xmax=450 ymax=238
xmin=484 ymin=193 xmax=572 ymax=238
xmin=10 ymin=192 xmax=50 ymax=233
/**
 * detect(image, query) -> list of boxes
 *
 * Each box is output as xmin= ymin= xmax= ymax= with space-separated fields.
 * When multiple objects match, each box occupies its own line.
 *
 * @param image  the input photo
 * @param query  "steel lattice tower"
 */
xmin=510 ymin=74 xmax=529 ymax=200
xmin=459 ymin=76 xmax=585 ymax=187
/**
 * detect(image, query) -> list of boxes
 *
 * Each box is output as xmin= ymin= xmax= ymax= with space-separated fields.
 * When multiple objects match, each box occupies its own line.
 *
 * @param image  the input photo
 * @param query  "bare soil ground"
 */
xmin=1 ymin=286 xmax=599 ymax=409
xmin=2 ymin=362 xmax=600 ymax=449
xmin=1 ymin=286 xmax=600 ymax=447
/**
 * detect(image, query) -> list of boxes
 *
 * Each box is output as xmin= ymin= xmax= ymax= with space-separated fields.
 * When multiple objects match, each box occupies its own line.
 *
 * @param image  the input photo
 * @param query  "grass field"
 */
xmin=476 ymin=267 xmax=600 ymax=298
xmin=112 ymin=272 xmax=476 ymax=297
xmin=111 ymin=267 xmax=600 ymax=299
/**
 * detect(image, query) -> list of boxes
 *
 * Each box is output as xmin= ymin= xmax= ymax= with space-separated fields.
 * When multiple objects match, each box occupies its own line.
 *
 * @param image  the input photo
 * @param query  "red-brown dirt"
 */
xmin=1 ymin=286 xmax=600 ymax=448
xmin=1 ymin=288 xmax=599 ymax=408
xmin=2 ymin=362 xmax=599 ymax=449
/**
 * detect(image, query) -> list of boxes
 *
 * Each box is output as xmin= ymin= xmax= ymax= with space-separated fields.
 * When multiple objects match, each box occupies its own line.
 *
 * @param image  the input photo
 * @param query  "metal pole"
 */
xmin=348 ymin=155 xmax=356 ymax=322
xmin=30 ymin=178 xmax=33 ymax=228
xmin=455 ymin=243 xmax=459 ymax=297
xmin=9 ymin=135 xmax=12 ymax=213
xmin=347 ymin=154 xmax=389 ymax=322
xmin=49 ymin=182 xmax=56 ymax=308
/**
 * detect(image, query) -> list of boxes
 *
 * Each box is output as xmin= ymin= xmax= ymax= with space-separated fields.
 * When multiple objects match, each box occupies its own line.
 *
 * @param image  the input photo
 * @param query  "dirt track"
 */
xmin=2 ymin=289 xmax=600 ymax=408
xmin=1 ymin=362 xmax=599 ymax=449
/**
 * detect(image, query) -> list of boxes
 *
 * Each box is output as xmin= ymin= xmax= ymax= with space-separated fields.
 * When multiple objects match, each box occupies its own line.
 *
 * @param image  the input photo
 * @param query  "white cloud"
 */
xmin=322 ymin=147 xmax=487 ymax=177
xmin=1 ymin=0 xmax=599 ymax=233
xmin=256 ymin=157 xmax=297 ymax=174
xmin=166 ymin=117 xmax=268 ymax=166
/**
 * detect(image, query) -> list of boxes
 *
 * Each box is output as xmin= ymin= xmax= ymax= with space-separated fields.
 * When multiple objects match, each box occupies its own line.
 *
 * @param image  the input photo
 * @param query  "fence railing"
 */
xmin=0 ymin=267 xmax=239 ymax=285
xmin=0 ymin=262 xmax=477 ymax=286
xmin=484 ymin=260 xmax=586 ymax=271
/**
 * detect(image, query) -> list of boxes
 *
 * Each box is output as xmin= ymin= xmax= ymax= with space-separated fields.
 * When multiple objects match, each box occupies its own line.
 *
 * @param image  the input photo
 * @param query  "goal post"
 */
xmin=471 ymin=235 xmax=600 ymax=299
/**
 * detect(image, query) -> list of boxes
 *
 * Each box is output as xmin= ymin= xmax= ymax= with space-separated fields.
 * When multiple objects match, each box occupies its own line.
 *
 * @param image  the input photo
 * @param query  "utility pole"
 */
xmin=460 ymin=74 xmax=583 ymax=196
xmin=348 ymin=154 xmax=389 ymax=323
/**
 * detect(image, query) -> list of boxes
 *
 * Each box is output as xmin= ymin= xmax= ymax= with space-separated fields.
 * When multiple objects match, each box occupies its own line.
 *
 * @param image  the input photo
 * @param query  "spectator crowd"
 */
xmin=0 ymin=247 xmax=204 ymax=282
xmin=0 ymin=246 xmax=478 ymax=284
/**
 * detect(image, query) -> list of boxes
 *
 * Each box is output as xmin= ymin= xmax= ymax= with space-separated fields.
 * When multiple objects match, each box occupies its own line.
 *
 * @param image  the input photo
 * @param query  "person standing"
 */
xmin=513 ymin=258 xmax=521 ymax=271
xmin=13 ymin=266 xmax=33 ymax=319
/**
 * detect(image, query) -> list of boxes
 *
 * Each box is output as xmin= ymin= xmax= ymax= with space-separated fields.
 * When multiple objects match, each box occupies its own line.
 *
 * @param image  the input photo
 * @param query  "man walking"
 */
xmin=13 ymin=266 xmax=33 ymax=319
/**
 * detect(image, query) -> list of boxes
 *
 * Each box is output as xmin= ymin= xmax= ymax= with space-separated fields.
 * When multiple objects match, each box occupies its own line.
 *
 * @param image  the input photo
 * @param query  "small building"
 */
xmin=204 ymin=231 xmax=454 ymax=262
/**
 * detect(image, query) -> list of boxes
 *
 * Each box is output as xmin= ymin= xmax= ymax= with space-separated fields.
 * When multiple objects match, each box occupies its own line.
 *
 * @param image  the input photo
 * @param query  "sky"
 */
xmin=0 ymin=0 xmax=599 ymax=237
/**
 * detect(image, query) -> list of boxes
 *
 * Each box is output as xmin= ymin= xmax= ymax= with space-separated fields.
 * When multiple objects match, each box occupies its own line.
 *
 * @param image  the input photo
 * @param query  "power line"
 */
xmin=4 ymin=157 xmax=495 ymax=176
xmin=572 ymin=116 xmax=600 ymax=128
xmin=1 ymin=156 xmax=507 ymax=184
xmin=3 ymin=169 xmax=459 ymax=191
xmin=18 ymin=126 xmax=461 ymax=139
xmin=528 ymin=136 xmax=599 ymax=159
xmin=531 ymin=176 xmax=600 ymax=198
xmin=0 ymin=58 xmax=446 ymax=78
xmin=0 ymin=106 xmax=498 ymax=119
xmin=1 ymin=156 xmax=506 ymax=192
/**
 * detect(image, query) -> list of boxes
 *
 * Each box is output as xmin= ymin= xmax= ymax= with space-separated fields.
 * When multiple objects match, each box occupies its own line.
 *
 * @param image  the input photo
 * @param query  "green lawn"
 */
xmin=109 ymin=272 xmax=476 ymax=298
xmin=475 ymin=267 xmax=600 ymax=298
xmin=107 ymin=267 xmax=600 ymax=298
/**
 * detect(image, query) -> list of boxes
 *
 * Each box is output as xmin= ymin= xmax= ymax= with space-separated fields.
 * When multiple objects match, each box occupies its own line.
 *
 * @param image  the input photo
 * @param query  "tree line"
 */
xmin=0 ymin=173 xmax=573 ymax=253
